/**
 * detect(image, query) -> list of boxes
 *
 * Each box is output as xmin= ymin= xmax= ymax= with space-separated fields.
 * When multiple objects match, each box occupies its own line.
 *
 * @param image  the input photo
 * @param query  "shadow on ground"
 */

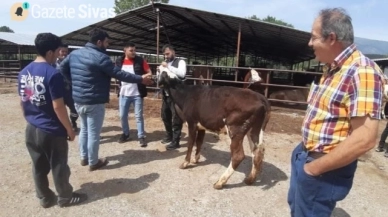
xmin=331 ymin=207 xmax=351 ymax=217
xmin=102 ymin=130 xmax=288 ymax=190
xmin=78 ymin=173 xmax=160 ymax=205
xmin=193 ymin=143 xmax=288 ymax=190
xmin=99 ymin=126 xmax=188 ymax=145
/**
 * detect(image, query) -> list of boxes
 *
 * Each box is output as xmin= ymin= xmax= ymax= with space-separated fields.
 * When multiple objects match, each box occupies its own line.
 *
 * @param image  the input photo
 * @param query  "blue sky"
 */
xmin=2 ymin=0 xmax=387 ymax=41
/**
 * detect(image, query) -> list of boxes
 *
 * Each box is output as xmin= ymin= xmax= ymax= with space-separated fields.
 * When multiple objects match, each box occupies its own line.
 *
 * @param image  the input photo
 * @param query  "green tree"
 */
xmin=0 ymin=26 xmax=14 ymax=33
xmin=114 ymin=0 xmax=169 ymax=14
xmin=247 ymin=15 xmax=294 ymax=28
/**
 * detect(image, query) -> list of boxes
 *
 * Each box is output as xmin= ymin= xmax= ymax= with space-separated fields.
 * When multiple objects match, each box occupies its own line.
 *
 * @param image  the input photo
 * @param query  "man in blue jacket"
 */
xmin=54 ymin=44 xmax=79 ymax=132
xmin=59 ymin=28 xmax=153 ymax=171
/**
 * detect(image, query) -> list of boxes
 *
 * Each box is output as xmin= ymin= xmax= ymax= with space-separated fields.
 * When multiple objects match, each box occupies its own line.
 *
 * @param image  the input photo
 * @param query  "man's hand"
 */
xmin=142 ymin=74 xmax=153 ymax=85
xmin=304 ymin=115 xmax=379 ymax=176
xmin=161 ymin=61 xmax=167 ymax=67
xmin=67 ymin=129 xmax=76 ymax=141
xmin=304 ymin=163 xmax=317 ymax=176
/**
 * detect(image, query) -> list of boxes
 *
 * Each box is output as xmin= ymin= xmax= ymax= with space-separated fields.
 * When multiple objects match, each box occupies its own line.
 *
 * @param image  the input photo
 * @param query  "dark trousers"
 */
xmin=287 ymin=143 xmax=357 ymax=217
xmin=64 ymin=89 xmax=78 ymax=125
xmin=161 ymin=95 xmax=183 ymax=144
xmin=378 ymin=121 xmax=388 ymax=151
xmin=25 ymin=123 xmax=73 ymax=204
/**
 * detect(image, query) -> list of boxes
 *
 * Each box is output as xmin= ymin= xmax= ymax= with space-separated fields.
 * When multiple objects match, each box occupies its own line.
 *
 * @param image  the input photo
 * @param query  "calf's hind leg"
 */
xmin=245 ymin=128 xmax=265 ymax=185
xmin=213 ymin=135 xmax=245 ymax=189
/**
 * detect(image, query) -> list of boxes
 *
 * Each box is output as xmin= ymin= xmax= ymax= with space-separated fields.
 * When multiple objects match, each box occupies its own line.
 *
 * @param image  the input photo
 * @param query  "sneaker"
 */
xmin=139 ymin=138 xmax=147 ymax=148
xmin=161 ymin=136 xmax=172 ymax=144
xmin=58 ymin=193 xmax=88 ymax=208
xmin=89 ymin=158 xmax=109 ymax=171
xmin=376 ymin=147 xmax=385 ymax=152
xmin=80 ymin=159 xmax=88 ymax=166
xmin=385 ymin=152 xmax=388 ymax=158
xmin=118 ymin=134 xmax=130 ymax=143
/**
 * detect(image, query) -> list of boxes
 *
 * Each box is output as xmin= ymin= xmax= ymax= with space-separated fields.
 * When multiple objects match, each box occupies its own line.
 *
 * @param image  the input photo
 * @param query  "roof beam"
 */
xmin=162 ymin=9 xmax=232 ymax=45
xmin=220 ymin=20 xmax=236 ymax=34
xmin=135 ymin=12 xmax=229 ymax=53
xmin=191 ymin=13 xmax=233 ymax=41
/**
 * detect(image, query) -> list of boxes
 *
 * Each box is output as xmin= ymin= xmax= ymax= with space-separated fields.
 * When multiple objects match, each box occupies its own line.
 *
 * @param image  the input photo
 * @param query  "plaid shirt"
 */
xmin=302 ymin=44 xmax=384 ymax=153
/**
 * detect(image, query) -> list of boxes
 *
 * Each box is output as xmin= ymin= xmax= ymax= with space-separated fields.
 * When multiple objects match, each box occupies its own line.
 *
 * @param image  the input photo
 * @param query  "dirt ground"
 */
xmin=1 ymin=82 xmax=388 ymax=217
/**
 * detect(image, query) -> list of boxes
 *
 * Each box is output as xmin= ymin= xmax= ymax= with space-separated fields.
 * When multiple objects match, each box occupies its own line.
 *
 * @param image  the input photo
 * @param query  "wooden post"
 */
xmin=234 ymin=23 xmax=241 ymax=81
xmin=265 ymin=71 xmax=271 ymax=98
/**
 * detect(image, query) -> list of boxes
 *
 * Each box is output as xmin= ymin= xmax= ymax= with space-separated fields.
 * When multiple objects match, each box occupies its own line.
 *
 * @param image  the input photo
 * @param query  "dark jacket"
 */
xmin=59 ymin=42 xmax=143 ymax=105
xmin=114 ymin=55 xmax=148 ymax=98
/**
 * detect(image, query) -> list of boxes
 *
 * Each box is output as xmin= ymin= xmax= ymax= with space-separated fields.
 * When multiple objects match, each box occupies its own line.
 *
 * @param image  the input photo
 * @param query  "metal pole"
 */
xmin=154 ymin=7 xmax=160 ymax=99
xmin=156 ymin=8 xmax=160 ymax=63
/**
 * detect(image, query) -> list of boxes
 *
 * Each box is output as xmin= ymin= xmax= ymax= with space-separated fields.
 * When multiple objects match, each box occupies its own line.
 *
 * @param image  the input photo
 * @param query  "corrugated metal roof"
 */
xmin=0 ymin=32 xmax=36 ymax=46
xmin=60 ymin=3 xmax=314 ymax=64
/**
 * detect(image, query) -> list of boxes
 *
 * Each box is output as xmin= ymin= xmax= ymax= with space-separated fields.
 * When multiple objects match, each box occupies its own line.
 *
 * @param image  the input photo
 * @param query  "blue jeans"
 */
xmin=287 ymin=143 xmax=357 ymax=217
xmin=75 ymin=103 xmax=105 ymax=166
xmin=119 ymin=95 xmax=145 ymax=138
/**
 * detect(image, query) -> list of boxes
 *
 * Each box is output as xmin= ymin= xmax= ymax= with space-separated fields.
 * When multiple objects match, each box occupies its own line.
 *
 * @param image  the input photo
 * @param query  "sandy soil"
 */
xmin=0 ymin=82 xmax=388 ymax=217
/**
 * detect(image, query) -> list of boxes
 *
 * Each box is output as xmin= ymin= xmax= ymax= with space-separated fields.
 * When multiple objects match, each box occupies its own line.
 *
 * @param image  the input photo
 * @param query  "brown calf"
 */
xmin=242 ymin=69 xmax=266 ymax=95
xmin=157 ymin=67 xmax=271 ymax=189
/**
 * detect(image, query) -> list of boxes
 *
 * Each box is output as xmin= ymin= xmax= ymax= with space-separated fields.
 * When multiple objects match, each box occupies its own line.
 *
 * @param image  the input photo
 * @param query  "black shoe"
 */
xmin=139 ymin=138 xmax=147 ymax=148
xmin=118 ymin=134 xmax=130 ymax=143
xmin=376 ymin=146 xmax=385 ymax=152
xmin=80 ymin=159 xmax=88 ymax=166
xmin=40 ymin=192 xmax=56 ymax=208
xmin=166 ymin=142 xmax=181 ymax=150
xmin=161 ymin=136 xmax=172 ymax=144
xmin=58 ymin=193 xmax=88 ymax=208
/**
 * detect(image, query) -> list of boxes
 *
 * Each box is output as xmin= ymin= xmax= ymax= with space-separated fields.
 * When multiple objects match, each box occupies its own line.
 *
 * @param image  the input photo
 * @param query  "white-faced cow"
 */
xmin=157 ymin=66 xmax=271 ymax=189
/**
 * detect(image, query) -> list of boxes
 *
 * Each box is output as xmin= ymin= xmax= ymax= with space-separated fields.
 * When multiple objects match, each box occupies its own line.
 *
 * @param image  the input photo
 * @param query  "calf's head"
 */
xmin=157 ymin=66 xmax=182 ymax=89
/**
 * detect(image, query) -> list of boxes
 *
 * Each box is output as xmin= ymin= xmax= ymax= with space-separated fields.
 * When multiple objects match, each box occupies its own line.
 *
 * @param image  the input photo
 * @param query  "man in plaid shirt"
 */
xmin=287 ymin=8 xmax=385 ymax=217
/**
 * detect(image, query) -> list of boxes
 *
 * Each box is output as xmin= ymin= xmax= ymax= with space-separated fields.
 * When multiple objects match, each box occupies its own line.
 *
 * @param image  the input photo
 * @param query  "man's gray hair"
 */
xmin=319 ymin=8 xmax=354 ymax=47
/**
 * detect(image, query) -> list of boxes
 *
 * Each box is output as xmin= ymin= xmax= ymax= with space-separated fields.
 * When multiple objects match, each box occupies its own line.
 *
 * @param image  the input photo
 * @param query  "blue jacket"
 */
xmin=59 ymin=42 xmax=143 ymax=105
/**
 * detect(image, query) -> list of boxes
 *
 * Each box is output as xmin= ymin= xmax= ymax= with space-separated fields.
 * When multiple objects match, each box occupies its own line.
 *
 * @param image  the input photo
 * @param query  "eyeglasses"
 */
xmin=310 ymin=36 xmax=322 ymax=41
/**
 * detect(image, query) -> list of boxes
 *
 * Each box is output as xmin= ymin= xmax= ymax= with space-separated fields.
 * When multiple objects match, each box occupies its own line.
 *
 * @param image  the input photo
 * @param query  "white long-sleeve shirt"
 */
xmin=167 ymin=59 xmax=186 ymax=79
xmin=163 ymin=59 xmax=187 ymax=96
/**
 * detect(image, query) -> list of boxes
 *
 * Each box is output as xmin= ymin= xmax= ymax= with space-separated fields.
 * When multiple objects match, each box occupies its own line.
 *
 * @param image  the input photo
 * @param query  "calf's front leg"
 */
xmin=180 ymin=123 xmax=197 ymax=169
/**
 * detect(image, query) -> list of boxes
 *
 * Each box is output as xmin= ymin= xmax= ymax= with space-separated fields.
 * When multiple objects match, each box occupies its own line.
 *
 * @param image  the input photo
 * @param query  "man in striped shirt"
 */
xmin=287 ymin=8 xmax=384 ymax=217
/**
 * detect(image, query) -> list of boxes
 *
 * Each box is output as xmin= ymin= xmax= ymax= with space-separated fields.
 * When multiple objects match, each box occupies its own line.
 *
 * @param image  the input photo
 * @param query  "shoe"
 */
xmin=161 ymin=136 xmax=172 ymax=144
xmin=385 ymin=152 xmax=388 ymax=158
xmin=40 ymin=192 xmax=56 ymax=208
xmin=80 ymin=159 xmax=88 ymax=166
xmin=89 ymin=158 xmax=109 ymax=171
xmin=166 ymin=142 xmax=181 ymax=150
xmin=118 ymin=134 xmax=130 ymax=143
xmin=139 ymin=138 xmax=147 ymax=148
xmin=58 ymin=193 xmax=88 ymax=208
xmin=376 ymin=146 xmax=385 ymax=152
